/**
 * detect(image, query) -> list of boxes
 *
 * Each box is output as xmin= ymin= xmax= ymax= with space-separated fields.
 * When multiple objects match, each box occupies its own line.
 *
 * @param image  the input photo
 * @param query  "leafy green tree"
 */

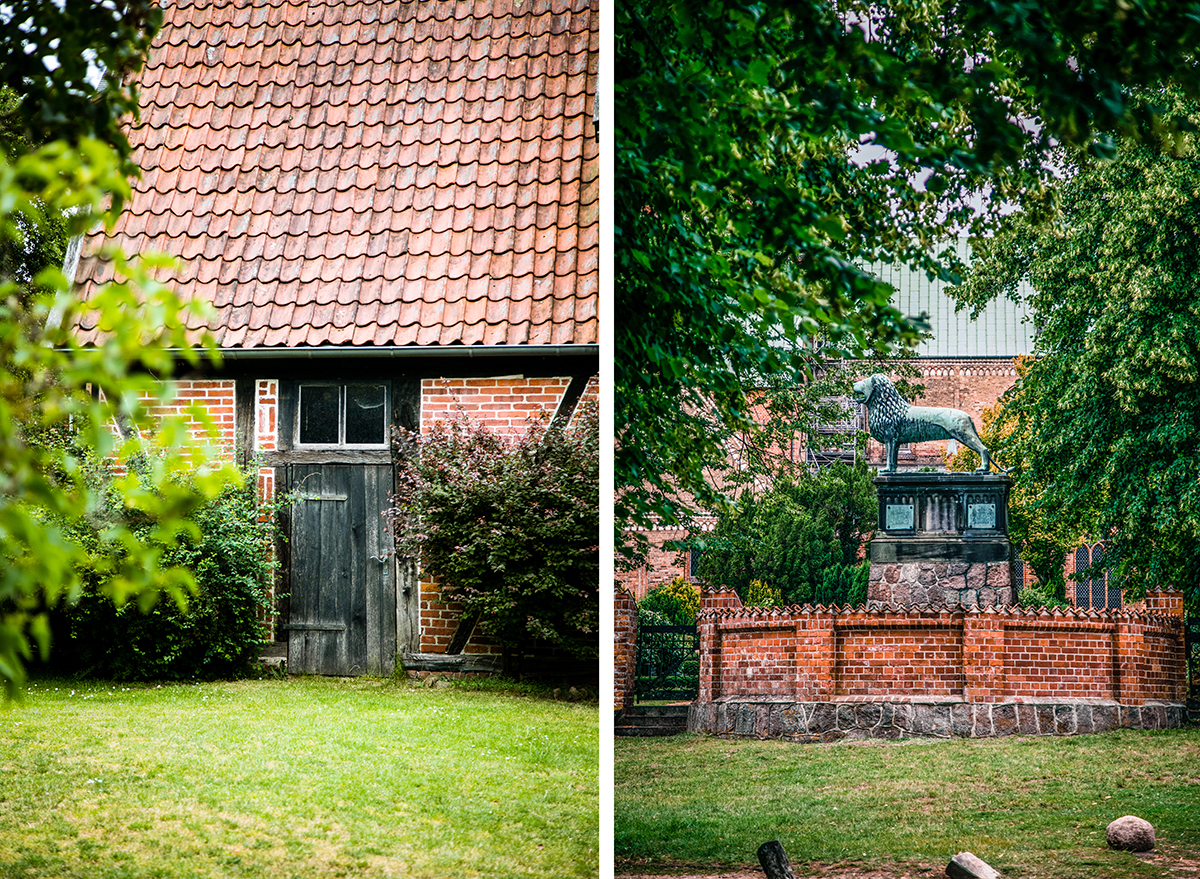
xmin=952 ymin=100 xmax=1200 ymax=611
xmin=616 ymin=0 xmax=1200 ymax=543
xmin=697 ymin=462 xmax=875 ymax=605
xmin=0 ymin=0 xmax=162 ymax=159
xmin=0 ymin=8 xmax=242 ymax=695
xmin=389 ymin=407 xmax=599 ymax=680
xmin=946 ymin=376 xmax=1081 ymax=600
xmin=0 ymin=142 xmax=240 ymax=695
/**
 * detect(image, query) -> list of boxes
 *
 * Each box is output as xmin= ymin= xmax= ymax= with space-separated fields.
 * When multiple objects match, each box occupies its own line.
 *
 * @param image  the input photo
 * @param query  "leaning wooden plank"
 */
xmin=401 ymin=653 xmax=501 ymax=673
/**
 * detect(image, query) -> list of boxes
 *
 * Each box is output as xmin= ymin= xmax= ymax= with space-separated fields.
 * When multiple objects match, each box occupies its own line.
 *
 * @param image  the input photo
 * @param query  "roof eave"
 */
xmin=201 ymin=344 xmax=600 ymax=361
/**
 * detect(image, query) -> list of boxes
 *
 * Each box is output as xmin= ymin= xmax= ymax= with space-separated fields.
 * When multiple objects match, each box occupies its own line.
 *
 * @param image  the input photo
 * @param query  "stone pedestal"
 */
xmin=869 ymin=472 xmax=1014 ymax=608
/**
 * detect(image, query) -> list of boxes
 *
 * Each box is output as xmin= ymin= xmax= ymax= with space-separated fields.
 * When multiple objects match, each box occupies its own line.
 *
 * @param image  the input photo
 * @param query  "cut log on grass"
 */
xmin=757 ymin=840 xmax=798 ymax=879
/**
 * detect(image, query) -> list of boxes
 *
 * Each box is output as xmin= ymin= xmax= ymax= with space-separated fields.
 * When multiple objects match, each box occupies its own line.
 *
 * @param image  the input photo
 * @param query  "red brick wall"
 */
xmin=138 ymin=379 xmax=237 ymax=455
xmin=421 ymin=376 xmax=572 ymax=436
xmin=1003 ymin=622 xmax=1114 ymax=700
xmin=614 ymin=587 xmax=638 ymax=713
xmin=616 ymin=527 xmax=695 ymax=600
xmin=837 ymin=624 xmax=963 ymax=697
xmin=698 ymin=588 xmax=1187 ymax=706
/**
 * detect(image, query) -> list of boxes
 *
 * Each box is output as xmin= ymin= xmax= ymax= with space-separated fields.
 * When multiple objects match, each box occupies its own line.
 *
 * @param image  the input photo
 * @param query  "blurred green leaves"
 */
xmin=0 ymin=138 xmax=241 ymax=696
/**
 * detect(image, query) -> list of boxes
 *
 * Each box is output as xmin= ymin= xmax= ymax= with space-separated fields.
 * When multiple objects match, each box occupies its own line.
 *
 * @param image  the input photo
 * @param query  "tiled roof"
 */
xmin=75 ymin=0 xmax=599 ymax=349
xmin=869 ymin=238 xmax=1037 ymax=358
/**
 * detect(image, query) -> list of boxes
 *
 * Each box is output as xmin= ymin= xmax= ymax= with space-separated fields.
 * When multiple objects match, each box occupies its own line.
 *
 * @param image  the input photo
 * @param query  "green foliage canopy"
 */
xmin=953 ymin=114 xmax=1200 ymax=611
xmin=0 ymin=0 xmax=162 ymax=159
xmin=0 ymin=141 xmax=241 ymax=695
xmin=0 ymin=7 xmax=243 ymax=695
xmin=616 ymin=0 xmax=1200 ymax=539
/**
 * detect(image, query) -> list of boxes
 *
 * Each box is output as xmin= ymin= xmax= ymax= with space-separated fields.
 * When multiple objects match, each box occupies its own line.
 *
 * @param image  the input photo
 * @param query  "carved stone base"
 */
xmin=868 ymin=560 xmax=1013 ymax=608
xmin=687 ymin=698 xmax=1187 ymax=741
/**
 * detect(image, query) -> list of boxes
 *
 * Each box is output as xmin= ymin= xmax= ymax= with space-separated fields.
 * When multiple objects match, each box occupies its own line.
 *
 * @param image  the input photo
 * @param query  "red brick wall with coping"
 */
xmin=698 ymin=586 xmax=1186 ymax=706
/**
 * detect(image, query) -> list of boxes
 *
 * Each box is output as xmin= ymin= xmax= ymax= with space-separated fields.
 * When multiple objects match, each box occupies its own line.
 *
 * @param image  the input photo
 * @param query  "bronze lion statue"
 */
xmin=851 ymin=374 xmax=993 ymax=473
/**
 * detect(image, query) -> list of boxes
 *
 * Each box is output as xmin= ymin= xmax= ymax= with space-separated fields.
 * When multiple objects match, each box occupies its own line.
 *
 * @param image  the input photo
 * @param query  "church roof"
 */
xmin=871 ymin=238 xmax=1037 ymax=358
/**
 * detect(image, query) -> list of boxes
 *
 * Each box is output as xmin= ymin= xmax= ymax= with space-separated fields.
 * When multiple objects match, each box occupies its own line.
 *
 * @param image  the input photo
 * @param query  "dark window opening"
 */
xmin=298 ymin=383 xmax=389 ymax=448
xmin=1074 ymin=542 xmax=1121 ymax=610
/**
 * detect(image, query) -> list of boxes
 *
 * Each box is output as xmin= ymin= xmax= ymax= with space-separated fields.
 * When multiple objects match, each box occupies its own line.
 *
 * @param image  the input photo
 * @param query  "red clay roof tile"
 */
xmin=75 ymin=0 xmax=597 ymax=351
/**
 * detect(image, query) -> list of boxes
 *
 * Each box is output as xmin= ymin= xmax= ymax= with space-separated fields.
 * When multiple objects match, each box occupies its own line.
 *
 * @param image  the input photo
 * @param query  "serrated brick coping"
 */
xmin=691 ymin=587 xmax=1186 ymax=739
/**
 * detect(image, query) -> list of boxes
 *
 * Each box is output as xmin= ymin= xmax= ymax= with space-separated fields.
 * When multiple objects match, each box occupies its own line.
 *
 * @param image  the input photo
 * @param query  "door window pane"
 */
xmin=299 ymin=385 xmax=339 ymax=444
xmin=345 ymin=384 xmax=387 ymax=445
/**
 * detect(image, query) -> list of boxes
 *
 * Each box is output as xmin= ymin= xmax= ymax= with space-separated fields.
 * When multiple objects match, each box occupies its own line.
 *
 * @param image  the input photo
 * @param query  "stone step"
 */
xmin=615 ymin=704 xmax=690 ymax=737
xmin=615 ymin=722 xmax=686 ymax=737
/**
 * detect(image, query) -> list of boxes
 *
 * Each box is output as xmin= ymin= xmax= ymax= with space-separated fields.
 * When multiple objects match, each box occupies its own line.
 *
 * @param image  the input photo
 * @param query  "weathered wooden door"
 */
xmin=286 ymin=464 xmax=397 ymax=675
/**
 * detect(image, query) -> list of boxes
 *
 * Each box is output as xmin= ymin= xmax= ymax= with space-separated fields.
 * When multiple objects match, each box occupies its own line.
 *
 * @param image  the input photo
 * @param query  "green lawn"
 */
xmin=0 ymin=677 xmax=598 ymax=878
xmin=616 ymin=728 xmax=1200 ymax=878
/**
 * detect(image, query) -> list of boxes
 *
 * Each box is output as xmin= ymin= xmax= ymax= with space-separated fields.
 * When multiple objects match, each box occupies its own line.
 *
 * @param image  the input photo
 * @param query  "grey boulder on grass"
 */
xmin=1106 ymin=815 xmax=1155 ymax=851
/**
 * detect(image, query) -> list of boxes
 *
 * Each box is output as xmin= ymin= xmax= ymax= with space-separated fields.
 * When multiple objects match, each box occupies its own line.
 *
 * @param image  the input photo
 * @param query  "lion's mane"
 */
xmin=862 ymin=374 xmax=908 ymax=443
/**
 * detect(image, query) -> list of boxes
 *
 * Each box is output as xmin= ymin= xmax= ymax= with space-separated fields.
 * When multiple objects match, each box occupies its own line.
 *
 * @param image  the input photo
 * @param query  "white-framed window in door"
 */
xmin=296 ymin=382 xmax=389 ymax=449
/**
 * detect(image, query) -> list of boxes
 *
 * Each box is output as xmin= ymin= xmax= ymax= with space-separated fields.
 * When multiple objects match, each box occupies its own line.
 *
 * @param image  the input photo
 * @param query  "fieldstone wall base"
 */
xmin=687 ymin=699 xmax=1186 ymax=741
xmin=868 ymin=561 xmax=1013 ymax=607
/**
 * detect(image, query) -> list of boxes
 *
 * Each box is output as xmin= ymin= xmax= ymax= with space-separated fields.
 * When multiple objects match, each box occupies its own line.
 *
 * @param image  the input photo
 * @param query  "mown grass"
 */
xmin=615 ymin=728 xmax=1200 ymax=878
xmin=0 ymin=676 xmax=598 ymax=878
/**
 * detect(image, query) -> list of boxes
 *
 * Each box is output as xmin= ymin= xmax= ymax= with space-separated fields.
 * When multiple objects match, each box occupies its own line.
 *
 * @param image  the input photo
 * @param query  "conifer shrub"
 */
xmin=639 ymin=577 xmax=700 ymax=626
xmin=815 ymin=562 xmax=869 ymax=608
xmin=743 ymin=578 xmax=781 ymax=608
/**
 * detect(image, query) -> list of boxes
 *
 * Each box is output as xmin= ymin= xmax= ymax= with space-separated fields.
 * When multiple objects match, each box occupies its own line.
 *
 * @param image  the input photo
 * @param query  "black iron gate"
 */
xmin=1186 ymin=611 xmax=1200 ymax=716
xmin=635 ymin=625 xmax=699 ymax=702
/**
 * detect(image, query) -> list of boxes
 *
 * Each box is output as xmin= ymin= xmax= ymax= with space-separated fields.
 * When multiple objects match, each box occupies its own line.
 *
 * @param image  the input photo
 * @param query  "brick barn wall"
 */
xmin=697 ymin=587 xmax=1186 ymax=707
xmin=417 ymin=374 xmax=598 ymax=656
xmin=421 ymin=376 xmax=572 ymax=436
xmin=154 ymin=379 xmax=238 ymax=449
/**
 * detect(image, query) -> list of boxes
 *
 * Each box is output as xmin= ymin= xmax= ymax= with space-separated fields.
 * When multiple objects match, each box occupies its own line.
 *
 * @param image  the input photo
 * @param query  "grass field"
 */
xmin=615 ymin=728 xmax=1200 ymax=878
xmin=0 ymin=676 xmax=598 ymax=878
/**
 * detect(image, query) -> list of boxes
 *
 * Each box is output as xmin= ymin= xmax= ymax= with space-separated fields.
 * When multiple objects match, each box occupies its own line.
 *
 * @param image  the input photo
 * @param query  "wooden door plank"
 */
xmin=363 ymin=464 xmax=381 ymax=675
xmin=348 ymin=465 xmax=369 ymax=675
xmin=396 ymin=558 xmax=419 ymax=654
